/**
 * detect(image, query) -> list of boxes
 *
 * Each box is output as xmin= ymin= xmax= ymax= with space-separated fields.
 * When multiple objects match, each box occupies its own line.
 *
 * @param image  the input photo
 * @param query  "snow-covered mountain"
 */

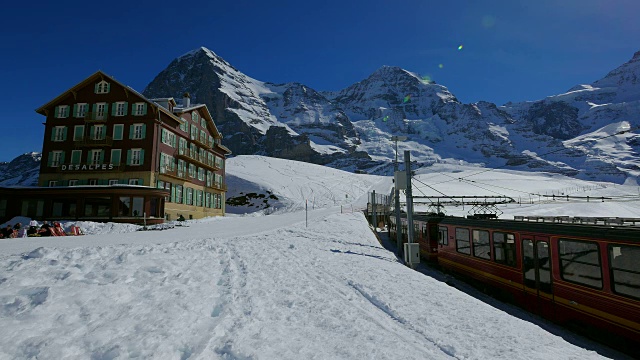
xmin=0 ymin=152 xmax=41 ymax=186
xmin=139 ymin=48 xmax=640 ymax=183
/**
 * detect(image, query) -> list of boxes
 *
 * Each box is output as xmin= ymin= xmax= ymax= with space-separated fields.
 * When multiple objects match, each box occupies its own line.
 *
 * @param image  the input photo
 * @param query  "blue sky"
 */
xmin=1 ymin=0 xmax=638 ymax=161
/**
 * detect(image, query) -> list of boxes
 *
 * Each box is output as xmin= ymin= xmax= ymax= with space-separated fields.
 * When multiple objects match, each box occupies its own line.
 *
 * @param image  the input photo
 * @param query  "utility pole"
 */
xmin=391 ymin=135 xmax=407 ymax=256
xmin=371 ymin=190 xmax=377 ymax=228
xmin=405 ymin=150 xmax=415 ymax=266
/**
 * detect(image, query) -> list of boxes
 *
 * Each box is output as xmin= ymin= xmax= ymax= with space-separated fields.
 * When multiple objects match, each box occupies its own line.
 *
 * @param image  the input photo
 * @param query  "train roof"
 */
xmin=404 ymin=214 xmax=640 ymax=242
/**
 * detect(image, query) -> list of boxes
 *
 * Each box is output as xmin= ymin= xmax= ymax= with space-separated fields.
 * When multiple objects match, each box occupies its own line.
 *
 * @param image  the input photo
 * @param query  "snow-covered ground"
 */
xmin=0 ymin=156 xmax=636 ymax=359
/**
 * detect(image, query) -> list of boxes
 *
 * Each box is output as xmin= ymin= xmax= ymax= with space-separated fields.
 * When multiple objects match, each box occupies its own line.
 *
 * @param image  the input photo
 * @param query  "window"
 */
xmin=55 ymin=105 xmax=69 ymax=118
xmin=75 ymin=103 xmax=88 ymax=118
xmin=132 ymin=197 xmax=143 ymax=217
xmin=48 ymin=180 xmax=58 ymax=187
xmin=200 ymin=130 xmax=207 ymax=144
xmin=88 ymin=179 xmax=98 ymax=186
xmin=197 ymin=167 xmax=205 ymax=181
xmin=111 ymin=149 xmax=121 ymax=166
xmin=455 ymin=228 xmax=470 ymax=255
xmin=160 ymin=153 xmax=174 ymax=173
xmin=188 ymin=164 xmax=196 ymax=178
xmin=49 ymin=151 xmax=64 ymax=167
xmin=215 ymin=156 xmax=224 ymax=169
xmin=206 ymin=170 xmax=213 ymax=187
xmin=472 ymin=230 xmax=491 ymax=260
xmin=114 ymin=102 xmax=127 ymax=116
xmin=609 ymin=245 xmax=640 ymax=299
xmin=494 ymin=232 xmax=516 ymax=267
xmin=128 ymin=178 xmax=140 ymax=185
xmin=92 ymin=125 xmax=105 ymax=140
xmin=179 ymin=118 xmax=188 ymax=132
xmin=179 ymin=137 xmax=187 ymax=155
xmin=129 ymin=148 xmax=143 ymax=166
xmin=192 ymin=111 xmax=199 ymax=122
xmin=191 ymin=125 xmax=198 ymax=140
xmin=133 ymin=102 xmax=147 ymax=116
xmin=21 ymin=199 xmax=44 ymax=217
xmin=73 ymin=125 xmax=84 ymax=141
xmin=95 ymin=81 xmax=110 ymax=94
xmin=214 ymin=173 xmax=223 ymax=188
xmin=186 ymin=188 xmax=193 ymax=205
xmin=196 ymin=190 xmax=203 ymax=206
xmin=70 ymin=150 xmax=82 ymax=165
xmin=113 ymin=124 xmax=124 ymax=140
xmin=95 ymin=102 xmax=107 ymax=120
xmin=559 ymin=239 xmax=602 ymax=289
xmin=438 ymin=226 xmax=448 ymax=246
xmin=201 ymin=118 xmax=206 ymax=128
xmin=109 ymin=179 xmax=119 ymax=185
xmin=175 ymin=185 xmax=183 ymax=203
xmin=90 ymin=149 xmax=102 ymax=165
xmin=52 ymin=126 xmax=66 ymax=142
xmin=177 ymin=159 xmax=186 ymax=178
xmin=68 ymin=179 xmax=78 ymax=186
xmin=161 ymin=129 xmax=176 ymax=147
xmin=131 ymin=123 xmax=145 ymax=139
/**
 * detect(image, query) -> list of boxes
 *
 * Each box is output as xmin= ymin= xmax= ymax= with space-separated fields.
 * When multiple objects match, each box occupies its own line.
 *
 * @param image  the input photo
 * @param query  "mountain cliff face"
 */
xmin=0 ymin=152 xmax=41 ymax=186
xmin=143 ymin=47 xmax=640 ymax=183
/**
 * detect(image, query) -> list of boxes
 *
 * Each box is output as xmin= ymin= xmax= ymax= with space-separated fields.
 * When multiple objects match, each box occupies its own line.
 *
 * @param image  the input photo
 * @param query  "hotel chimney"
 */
xmin=183 ymin=92 xmax=191 ymax=108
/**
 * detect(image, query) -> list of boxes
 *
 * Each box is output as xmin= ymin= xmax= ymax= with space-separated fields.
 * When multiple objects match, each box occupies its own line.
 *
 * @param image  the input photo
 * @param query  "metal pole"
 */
xmin=371 ymin=190 xmax=377 ymax=228
xmin=405 ymin=151 xmax=415 ymax=265
xmin=306 ymin=200 xmax=308 ymax=228
xmin=395 ymin=152 xmax=402 ymax=256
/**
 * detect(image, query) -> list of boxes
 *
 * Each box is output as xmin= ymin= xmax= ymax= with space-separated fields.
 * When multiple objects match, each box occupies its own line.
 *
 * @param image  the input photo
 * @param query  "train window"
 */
xmin=439 ymin=226 xmax=448 ymax=246
xmin=609 ymin=245 xmax=640 ymax=300
xmin=493 ymin=232 xmax=516 ymax=267
xmin=472 ymin=230 xmax=491 ymax=260
xmin=455 ymin=228 xmax=470 ymax=255
xmin=559 ymin=239 xmax=602 ymax=289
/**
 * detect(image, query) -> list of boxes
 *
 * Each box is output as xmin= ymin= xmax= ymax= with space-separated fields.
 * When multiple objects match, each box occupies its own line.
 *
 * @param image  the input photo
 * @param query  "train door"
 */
xmin=522 ymin=236 xmax=554 ymax=319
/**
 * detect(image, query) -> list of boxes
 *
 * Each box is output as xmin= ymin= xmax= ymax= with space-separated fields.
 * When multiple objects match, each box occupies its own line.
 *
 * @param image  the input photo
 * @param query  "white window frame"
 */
xmin=93 ymin=124 xmax=105 ymax=140
xmin=91 ymin=149 xmax=102 ymax=166
xmin=56 ymin=105 xmax=69 ymax=118
xmin=109 ymin=179 xmax=119 ymax=185
xmin=131 ymin=148 xmax=142 ymax=166
xmin=96 ymin=81 xmax=109 ymax=94
xmin=134 ymin=103 xmax=145 ymax=116
xmin=51 ymin=151 xmax=63 ymax=167
xmin=88 ymin=179 xmax=98 ymax=186
xmin=53 ymin=126 xmax=65 ymax=142
xmin=68 ymin=179 xmax=78 ymax=186
xmin=115 ymin=102 xmax=126 ymax=116
xmin=132 ymin=124 xmax=144 ymax=140
xmin=96 ymin=102 xmax=107 ymax=120
xmin=76 ymin=103 xmax=88 ymax=118
xmin=48 ymin=180 xmax=58 ymax=187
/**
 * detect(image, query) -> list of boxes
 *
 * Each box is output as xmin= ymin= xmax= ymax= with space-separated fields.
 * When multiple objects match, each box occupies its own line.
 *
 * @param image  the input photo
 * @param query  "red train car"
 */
xmin=389 ymin=214 xmax=640 ymax=356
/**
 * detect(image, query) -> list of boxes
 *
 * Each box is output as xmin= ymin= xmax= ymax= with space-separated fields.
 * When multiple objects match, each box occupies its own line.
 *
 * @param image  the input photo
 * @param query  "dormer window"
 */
xmin=192 ymin=111 xmax=199 ymax=123
xmin=95 ymin=80 xmax=110 ymax=94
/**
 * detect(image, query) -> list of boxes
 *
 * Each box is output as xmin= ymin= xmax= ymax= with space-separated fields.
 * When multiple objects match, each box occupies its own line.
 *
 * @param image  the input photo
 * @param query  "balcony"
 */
xmin=159 ymin=166 xmax=186 ymax=180
xmin=74 ymin=136 xmax=113 ymax=147
xmin=84 ymin=112 xmax=109 ymax=122
xmin=173 ymin=150 xmax=219 ymax=172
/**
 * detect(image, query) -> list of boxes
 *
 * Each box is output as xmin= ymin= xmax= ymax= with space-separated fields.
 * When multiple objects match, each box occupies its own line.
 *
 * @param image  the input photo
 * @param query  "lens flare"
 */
xmin=438 ymin=64 xmax=444 ymax=69
xmin=383 ymin=115 xmax=389 ymax=122
xmin=403 ymin=95 xmax=411 ymax=103
xmin=421 ymin=75 xmax=432 ymax=83
xmin=458 ymin=45 xmax=463 ymax=51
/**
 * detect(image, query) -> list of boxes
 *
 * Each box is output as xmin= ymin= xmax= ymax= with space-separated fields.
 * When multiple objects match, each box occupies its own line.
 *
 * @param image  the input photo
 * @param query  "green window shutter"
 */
xmin=111 ymin=103 xmax=117 ymax=116
xmin=172 ymin=134 xmax=176 ymax=148
xmin=140 ymin=149 xmax=145 ymax=164
xmin=71 ymin=151 xmax=80 ymax=164
xmin=111 ymin=150 xmax=121 ymax=165
xmin=73 ymin=104 xmax=78 ymax=117
xmin=50 ymin=129 xmax=55 ymax=141
xmin=62 ymin=127 xmax=68 ymax=141
xmin=106 ymin=83 xmax=111 ymax=93
xmin=60 ymin=151 xmax=66 ymax=164
xmin=54 ymin=106 xmax=59 ymax=118
xmin=64 ymin=106 xmax=69 ymax=117
xmin=123 ymin=102 xmax=128 ymax=116
xmin=99 ymin=150 xmax=105 ymax=164
xmin=74 ymin=126 xmax=83 ymax=140
xmin=138 ymin=178 xmax=143 ymax=186
xmin=90 ymin=126 xmax=95 ymax=139
xmin=114 ymin=125 xmax=123 ymax=140
xmin=126 ymin=150 xmax=132 ymax=165
xmin=161 ymin=129 xmax=166 ymax=143
xmin=171 ymin=186 xmax=176 ymax=203
xmin=92 ymin=104 xmax=97 ymax=113
xmin=129 ymin=125 xmax=134 ymax=139
xmin=94 ymin=83 xmax=99 ymax=93
xmin=142 ymin=103 xmax=147 ymax=115
xmin=47 ymin=152 xmax=53 ymax=166
xmin=141 ymin=124 xmax=147 ymax=139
